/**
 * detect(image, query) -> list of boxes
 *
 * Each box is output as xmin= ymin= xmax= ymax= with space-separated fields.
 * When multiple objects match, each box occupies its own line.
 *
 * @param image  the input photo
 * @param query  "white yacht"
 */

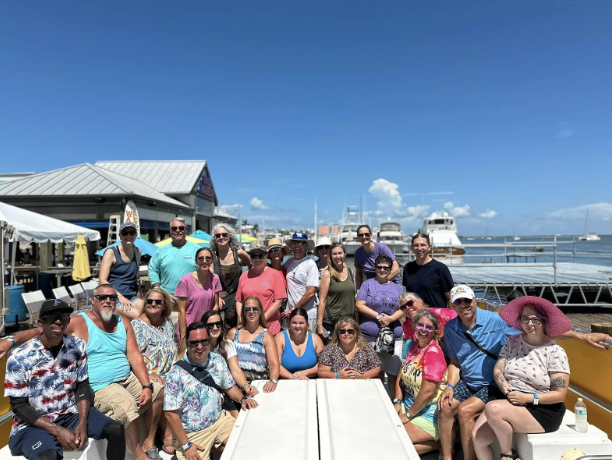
xmin=578 ymin=208 xmax=600 ymax=241
xmin=339 ymin=205 xmax=362 ymax=256
xmin=376 ymin=222 xmax=410 ymax=255
xmin=419 ymin=213 xmax=465 ymax=255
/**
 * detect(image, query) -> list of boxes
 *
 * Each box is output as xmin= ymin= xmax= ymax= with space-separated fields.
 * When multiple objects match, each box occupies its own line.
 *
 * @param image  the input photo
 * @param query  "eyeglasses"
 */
xmin=357 ymin=233 xmax=371 ymax=238
xmin=318 ymin=245 xmax=331 ymax=250
xmin=41 ymin=312 xmax=70 ymax=323
xmin=188 ymin=339 xmax=210 ymax=348
xmin=93 ymin=294 xmax=118 ymax=302
xmin=415 ymin=322 xmax=435 ymax=332
xmin=250 ymin=253 xmax=266 ymax=259
xmin=520 ymin=316 xmax=542 ymax=326
xmin=399 ymin=300 xmax=415 ymax=310
xmin=375 ymin=265 xmax=390 ymax=271
xmin=171 ymin=226 xmax=186 ymax=231
xmin=452 ymin=298 xmax=472 ymax=307
xmin=339 ymin=328 xmax=355 ymax=335
xmin=244 ymin=307 xmax=260 ymax=313
xmin=206 ymin=321 xmax=223 ymax=330
xmin=214 ymin=233 xmax=229 ymax=239
xmin=146 ymin=299 xmax=163 ymax=305
xmin=121 ymin=231 xmax=136 ymax=236
xmin=269 ymin=247 xmax=283 ymax=253
xmin=197 ymin=256 xmax=213 ymax=262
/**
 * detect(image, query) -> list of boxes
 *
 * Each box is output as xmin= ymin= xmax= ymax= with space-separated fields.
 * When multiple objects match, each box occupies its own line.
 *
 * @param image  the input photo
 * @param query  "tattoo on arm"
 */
xmin=550 ymin=376 xmax=567 ymax=390
xmin=494 ymin=358 xmax=509 ymax=392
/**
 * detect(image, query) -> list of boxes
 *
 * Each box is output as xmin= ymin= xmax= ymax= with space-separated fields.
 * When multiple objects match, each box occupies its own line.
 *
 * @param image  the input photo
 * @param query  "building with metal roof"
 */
xmin=0 ymin=161 xmax=219 ymax=243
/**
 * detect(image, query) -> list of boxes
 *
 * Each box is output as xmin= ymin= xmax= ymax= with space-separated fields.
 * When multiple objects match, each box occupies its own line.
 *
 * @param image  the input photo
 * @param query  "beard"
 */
xmin=100 ymin=309 xmax=114 ymax=322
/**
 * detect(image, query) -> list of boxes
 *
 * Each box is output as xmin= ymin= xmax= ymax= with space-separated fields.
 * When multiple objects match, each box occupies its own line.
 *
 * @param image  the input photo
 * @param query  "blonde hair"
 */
xmin=330 ymin=317 xmax=369 ymax=352
xmin=143 ymin=287 xmax=173 ymax=317
xmin=327 ymin=243 xmax=346 ymax=282
xmin=239 ymin=296 xmax=268 ymax=329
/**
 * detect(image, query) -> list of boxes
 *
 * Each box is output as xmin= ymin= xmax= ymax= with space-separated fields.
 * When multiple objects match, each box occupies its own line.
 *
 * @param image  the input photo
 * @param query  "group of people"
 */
xmin=1 ymin=220 xmax=610 ymax=460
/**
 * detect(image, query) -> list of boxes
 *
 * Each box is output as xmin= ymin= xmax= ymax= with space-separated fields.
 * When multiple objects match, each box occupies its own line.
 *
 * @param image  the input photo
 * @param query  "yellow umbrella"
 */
xmin=237 ymin=234 xmax=258 ymax=242
xmin=155 ymin=235 xmax=209 ymax=247
xmin=72 ymin=234 xmax=91 ymax=281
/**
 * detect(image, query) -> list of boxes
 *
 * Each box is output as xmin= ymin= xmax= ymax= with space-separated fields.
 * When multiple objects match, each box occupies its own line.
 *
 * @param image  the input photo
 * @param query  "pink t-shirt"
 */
xmin=403 ymin=307 xmax=457 ymax=341
xmin=175 ymin=272 xmax=222 ymax=340
xmin=236 ymin=267 xmax=287 ymax=336
xmin=401 ymin=340 xmax=448 ymax=401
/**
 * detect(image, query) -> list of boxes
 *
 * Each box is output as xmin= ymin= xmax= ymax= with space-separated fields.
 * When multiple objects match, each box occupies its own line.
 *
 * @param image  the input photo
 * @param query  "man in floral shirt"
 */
xmin=164 ymin=322 xmax=258 ymax=460
xmin=5 ymin=299 xmax=124 ymax=460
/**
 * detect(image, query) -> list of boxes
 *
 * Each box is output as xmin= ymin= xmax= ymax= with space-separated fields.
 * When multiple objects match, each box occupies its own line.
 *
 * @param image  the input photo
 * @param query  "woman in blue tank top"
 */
xmin=275 ymin=308 xmax=324 ymax=380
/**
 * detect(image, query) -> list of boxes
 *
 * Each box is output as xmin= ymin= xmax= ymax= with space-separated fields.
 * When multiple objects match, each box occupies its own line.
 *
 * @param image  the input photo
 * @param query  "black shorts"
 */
xmin=525 ymin=402 xmax=565 ymax=432
xmin=453 ymin=380 xmax=504 ymax=404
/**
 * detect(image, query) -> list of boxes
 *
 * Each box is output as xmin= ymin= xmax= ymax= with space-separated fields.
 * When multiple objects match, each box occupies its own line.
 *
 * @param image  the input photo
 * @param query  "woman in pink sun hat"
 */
xmin=472 ymin=296 xmax=573 ymax=460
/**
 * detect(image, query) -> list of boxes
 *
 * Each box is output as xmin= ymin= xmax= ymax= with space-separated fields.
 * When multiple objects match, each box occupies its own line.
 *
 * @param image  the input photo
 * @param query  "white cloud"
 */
xmin=478 ymin=209 xmax=497 ymax=219
xmin=443 ymin=201 xmax=471 ymax=218
xmin=249 ymin=197 xmax=274 ymax=211
xmin=407 ymin=205 xmax=430 ymax=218
xmin=549 ymin=202 xmax=612 ymax=220
xmin=369 ymin=179 xmax=403 ymax=213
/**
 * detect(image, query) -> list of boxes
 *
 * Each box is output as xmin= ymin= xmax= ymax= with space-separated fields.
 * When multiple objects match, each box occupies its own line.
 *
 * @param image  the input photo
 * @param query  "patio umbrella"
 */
xmin=190 ymin=229 xmax=212 ymax=241
xmin=72 ymin=234 xmax=91 ymax=281
xmin=95 ymin=236 xmax=159 ymax=257
xmin=155 ymin=236 xmax=209 ymax=247
xmin=236 ymin=234 xmax=258 ymax=243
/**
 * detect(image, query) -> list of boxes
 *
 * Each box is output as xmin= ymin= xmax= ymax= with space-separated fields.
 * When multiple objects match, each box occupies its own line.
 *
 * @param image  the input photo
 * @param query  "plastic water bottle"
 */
xmin=574 ymin=398 xmax=588 ymax=433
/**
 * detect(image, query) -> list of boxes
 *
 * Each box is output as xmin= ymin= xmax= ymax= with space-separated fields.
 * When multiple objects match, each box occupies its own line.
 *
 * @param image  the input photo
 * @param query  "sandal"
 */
xmin=500 ymin=450 xmax=521 ymax=460
xmin=161 ymin=445 xmax=176 ymax=455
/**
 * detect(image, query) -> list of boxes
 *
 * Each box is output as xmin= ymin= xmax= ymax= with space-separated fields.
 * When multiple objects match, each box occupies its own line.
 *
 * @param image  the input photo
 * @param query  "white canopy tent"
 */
xmin=0 ymin=201 xmax=101 ymax=334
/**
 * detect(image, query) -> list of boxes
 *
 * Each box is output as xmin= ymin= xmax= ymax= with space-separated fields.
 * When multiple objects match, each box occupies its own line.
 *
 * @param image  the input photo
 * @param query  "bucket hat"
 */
xmin=314 ymin=236 xmax=333 ymax=257
xmin=248 ymin=242 xmax=268 ymax=254
xmin=499 ymin=296 xmax=572 ymax=337
xmin=285 ymin=232 xmax=315 ymax=252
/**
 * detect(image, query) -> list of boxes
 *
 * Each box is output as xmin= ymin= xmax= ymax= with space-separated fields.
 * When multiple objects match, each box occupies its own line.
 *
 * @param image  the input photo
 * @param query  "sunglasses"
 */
xmin=250 ymin=253 xmax=266 ymax=259
xmin=121 ymin=231 xmax=136 ymax=236
xmin=41 ymin=312 xmax=71 ymax=323
xmin=452 ymin=298 xmax=473 ymax=307
xmin=399 ymin=300 xmax=415 ymax=310
xmin=244 ymin=307 xmax=260 ymax=313
xmin=291 ymin=241 xmax=306 ymax=245
xmin=520 ymin=316 xmax=542 ymax=326
xmin=206 ymin=321 xmax=223 ymax=330
xmin=93 ymin=294 xmax=118 ymax=302
xmin=415 ymin=322 xmax=435 ymax=332
xmin=375 ymin=265 xmax=390 ymax=271
xmin=171 ymin=226 xmax=186 ymax=231
xmin=339 ymin=328 xmax=355 ymax=335
xmin=318 ymin=245 xmax=331 ymax=250
xmin=358 ymin=233 xmax=371 ymax=238
xmin=146 ymin=299 xmax=163 ymax=305
xmin=269 ymin=247 xmax=283 ymax=253
xmin=197 ymin=256 xmax=213 ymax=262
xmin=214 ymin=233 xmax=229 ymax=239
xmin=188 ymin=339 xmax=210 ymax=348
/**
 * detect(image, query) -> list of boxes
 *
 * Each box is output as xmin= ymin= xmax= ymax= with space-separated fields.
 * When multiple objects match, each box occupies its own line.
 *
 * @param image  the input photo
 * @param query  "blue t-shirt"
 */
xmin=148 ymin=241 xmax=200 ymax=294
xmin=354 ymin=242 xmax=401 ymax=284
xmin=356 ymin=278 xmax=403 ymax=339
xmin=443 ymin=308 xmax=520 ymax=389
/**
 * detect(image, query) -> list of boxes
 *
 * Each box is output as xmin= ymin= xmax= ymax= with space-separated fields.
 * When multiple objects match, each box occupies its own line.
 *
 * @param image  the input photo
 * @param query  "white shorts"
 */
xmin=365 ymin=337 xmax=403 ymax=376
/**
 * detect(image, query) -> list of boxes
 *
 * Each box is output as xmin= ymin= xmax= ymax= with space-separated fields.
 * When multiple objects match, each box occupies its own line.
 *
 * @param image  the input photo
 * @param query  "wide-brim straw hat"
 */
xmin=267 ymin=238 xmax=289 ymax=255
xmin=285 ymin=232 xmax=315 ymax=252
xmin=499 ymin=296 xmax=572 ymax=337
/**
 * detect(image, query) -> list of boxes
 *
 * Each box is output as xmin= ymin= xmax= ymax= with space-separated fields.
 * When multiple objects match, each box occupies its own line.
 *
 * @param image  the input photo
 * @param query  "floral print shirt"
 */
xmin=163 ymin=353 xmax=236 ymax=433
xmin=4 ymin=335 xmax=88 ymax=436
xmin=319 ymin=343 xmax=381 ymax=373
xmin=132 ymin=317 xmax=177 ymax=378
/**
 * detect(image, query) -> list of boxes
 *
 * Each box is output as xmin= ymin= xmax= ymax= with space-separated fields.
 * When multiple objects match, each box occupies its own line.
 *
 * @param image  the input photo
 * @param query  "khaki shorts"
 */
xmin=174 ymin=411 xmax=235 ymax=460
xmin=93 ymin=372 xmax=163 ymax=428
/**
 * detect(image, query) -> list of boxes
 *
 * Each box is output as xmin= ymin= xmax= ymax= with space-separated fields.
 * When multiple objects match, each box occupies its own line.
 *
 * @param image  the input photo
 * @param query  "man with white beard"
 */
xmin=2 ymin=284 xmax=164 ymax=460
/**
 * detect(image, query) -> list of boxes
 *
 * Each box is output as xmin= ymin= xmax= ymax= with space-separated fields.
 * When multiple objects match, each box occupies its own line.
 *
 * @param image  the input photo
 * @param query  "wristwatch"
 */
xmin=240 ymin=395 xmax=249 ymax=404
xmin=181 ymin=441 xmax=193 ymax=451
xmin=142 ymin=383 xmax=154 ymax=391
xmin=393 ymin=398 xmax=402 ymax=405
xmin=243 ymin=382 xmax=251 ymax=390
xmin=376 ymin=313 xmax=381 ymax=321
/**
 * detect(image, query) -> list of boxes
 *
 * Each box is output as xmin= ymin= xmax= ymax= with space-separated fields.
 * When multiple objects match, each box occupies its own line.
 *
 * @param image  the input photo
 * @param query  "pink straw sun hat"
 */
xmin=499 ymin=296 xmax=572 ymax=337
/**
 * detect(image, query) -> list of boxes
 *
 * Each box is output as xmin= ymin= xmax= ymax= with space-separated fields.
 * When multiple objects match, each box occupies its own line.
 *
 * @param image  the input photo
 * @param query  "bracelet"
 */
xmin=393 ymin=398 xmax=402 ymax=405
xmin=447 ymin=384 xmax=454 ymax=390
xmin=533 ymin=393 xmax=539 ymax=406
xmin=335 ymin=372 xmax=339 ymax=379
xmin=243 ymin=382 xmax=250 ymax=390
xmin=10 ymin=340 xmax=16 ymax=349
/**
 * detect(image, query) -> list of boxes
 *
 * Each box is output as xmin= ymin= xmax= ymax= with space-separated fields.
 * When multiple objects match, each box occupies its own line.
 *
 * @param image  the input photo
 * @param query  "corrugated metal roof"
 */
xmin=96 ymin=161 xmax=208 ymax=194
xmin=0 ymin=164 xmax=188 ymax=208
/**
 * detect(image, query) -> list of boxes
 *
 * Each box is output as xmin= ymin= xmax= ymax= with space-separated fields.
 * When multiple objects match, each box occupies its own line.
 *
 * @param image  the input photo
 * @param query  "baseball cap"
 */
xmin=120 ymin=222 xmax=137 ymax=233
xmin=450 ymin=285 xmax=475 ymax=304
xmin=39 ymin=299 xmax=74 ymax=317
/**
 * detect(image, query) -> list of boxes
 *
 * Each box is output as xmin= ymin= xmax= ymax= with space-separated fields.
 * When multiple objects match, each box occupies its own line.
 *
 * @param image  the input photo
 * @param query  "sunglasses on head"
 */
xmin=214 ymin=233 xmax=229 ymax=239
xmin=206 ymin=321 xmax=223 ymax=330
xmin=94 ymin=294 xmax=118 ymax=302
xmin=339 ymin=328 xmax=355 ymax=335
xmin=250 ymin=253 xmax=266 ymax=259
xmin=269 ymin=247 xmax=283 ymax=253
xmin=244 ymin=307 xmax=260 ymax=313
xmin=121 ymin=231 xmax=136 ymax=236
xmin=171 ymin=226 xmax=185 ymax=231
xmin=41 ymin=312 xmax=71 ymax=323
xmin=452 ymin=298 xmax=473 ymax=307
xmin=415 ymin=322 xmax=435 ymax=332
xmin=188 ymin=339 xmax=210 ymax=348
xmin=358 ymin=233 xmax=371 ymax=238
xmin=399 ymin=300 xmax=416 ymax=310
xmin=197 ymin=256 xmax=213 ymax=262
xmin=146 ymin=299 xmax=163 ymax=305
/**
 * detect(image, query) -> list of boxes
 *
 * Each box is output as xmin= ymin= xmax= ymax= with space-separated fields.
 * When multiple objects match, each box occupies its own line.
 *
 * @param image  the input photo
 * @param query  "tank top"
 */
xmin=281 ymin=330 xmax=317 ymax=374
xmin=213 ymin=248 xmax=241 ymax=296
xmin=79 ymin=312 xmax=131 ymax=392
xmin=108 ymin=246 xmax=138 ymax=297
xmin=233 ymin=328 xmax=269 ymax=382
xmin=323 ymin=269 xmax=356 ymax=323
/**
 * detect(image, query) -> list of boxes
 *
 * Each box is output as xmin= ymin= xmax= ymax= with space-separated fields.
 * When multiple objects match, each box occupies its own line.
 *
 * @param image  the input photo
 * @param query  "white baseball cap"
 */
xmin=450 ymin=284 xmax=475 ymax=304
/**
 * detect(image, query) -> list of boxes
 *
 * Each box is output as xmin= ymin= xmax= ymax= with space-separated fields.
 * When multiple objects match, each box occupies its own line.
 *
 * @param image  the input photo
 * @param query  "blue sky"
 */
xmin=1 ymin=1 xmax=611 ymax=235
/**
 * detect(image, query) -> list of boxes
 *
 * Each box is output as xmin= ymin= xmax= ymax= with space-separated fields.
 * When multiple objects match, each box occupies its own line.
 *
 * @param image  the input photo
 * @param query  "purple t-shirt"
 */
xmin=354 ymin=242 xmax=401 ymax=284
xmin=175 ymin=272 xmax=222 ymax=341
xmin=357 ymin=278 xmax=403 ymax=339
